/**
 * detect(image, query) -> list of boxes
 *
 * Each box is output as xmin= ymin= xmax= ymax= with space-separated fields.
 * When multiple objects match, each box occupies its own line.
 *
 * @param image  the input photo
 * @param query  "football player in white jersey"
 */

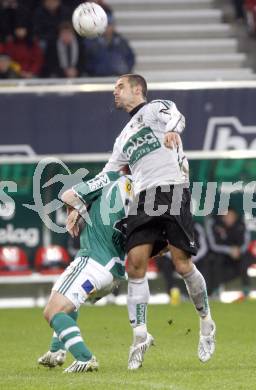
xmin=101 ymin=74 xmax=216 ymax=369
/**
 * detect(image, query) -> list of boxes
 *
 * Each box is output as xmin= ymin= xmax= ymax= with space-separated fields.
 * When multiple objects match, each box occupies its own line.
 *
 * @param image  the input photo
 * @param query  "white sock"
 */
xmin=182 ymin=264 xmax=211 ymax=318
xmin=200 ymin=316 xmax=214 ymax=336
xmin=127 ymin=277 xmax=150 ymax=345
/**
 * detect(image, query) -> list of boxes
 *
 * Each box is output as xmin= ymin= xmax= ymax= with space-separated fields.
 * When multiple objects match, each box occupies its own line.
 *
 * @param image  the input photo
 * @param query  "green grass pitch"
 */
xmin=1 ymin=301 xmax=256 ymax=390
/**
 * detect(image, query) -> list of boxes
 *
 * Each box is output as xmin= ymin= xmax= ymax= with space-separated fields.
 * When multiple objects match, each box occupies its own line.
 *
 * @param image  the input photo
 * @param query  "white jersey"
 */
xmin=102 ymin=100 xmax=189 ymax=195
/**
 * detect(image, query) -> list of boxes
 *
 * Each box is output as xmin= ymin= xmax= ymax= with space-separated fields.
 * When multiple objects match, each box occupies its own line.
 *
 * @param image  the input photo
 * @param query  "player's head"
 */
xmin=113 ymin=74 xmax=147 ymax=112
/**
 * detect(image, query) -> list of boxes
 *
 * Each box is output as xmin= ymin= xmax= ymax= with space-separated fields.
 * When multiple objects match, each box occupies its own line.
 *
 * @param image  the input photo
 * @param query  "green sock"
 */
xmin=50 ymin=311 xmax=79 ymax=352
xmin=243 ymin=286 xmax=250 ymax=297
xmin=50 ymin=333 xmax=64 ymax=352
xmin=69 ymin=310 xmax=78 ymax=322
xmin=50 ymin=312 xmax=92 ymax=362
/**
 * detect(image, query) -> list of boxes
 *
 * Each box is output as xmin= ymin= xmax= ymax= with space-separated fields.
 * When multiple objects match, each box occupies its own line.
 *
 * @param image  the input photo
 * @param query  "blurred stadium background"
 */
xmin=1 ymin=0 xmax=256 ymax=310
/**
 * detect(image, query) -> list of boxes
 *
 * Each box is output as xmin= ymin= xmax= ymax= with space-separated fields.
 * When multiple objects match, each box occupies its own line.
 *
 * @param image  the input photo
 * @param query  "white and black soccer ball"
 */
xmin=72 ymin=2 xmax=108 ymax=38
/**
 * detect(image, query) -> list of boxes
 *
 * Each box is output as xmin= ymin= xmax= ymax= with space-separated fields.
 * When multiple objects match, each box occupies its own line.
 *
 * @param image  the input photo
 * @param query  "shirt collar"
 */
xmin=129 ymin=102 xmax=146 ymax=117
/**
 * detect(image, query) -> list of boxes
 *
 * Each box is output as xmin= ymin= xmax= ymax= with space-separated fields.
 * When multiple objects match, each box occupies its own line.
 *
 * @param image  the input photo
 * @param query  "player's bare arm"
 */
xmin=61 ymin=189 xmax=87 ymax=237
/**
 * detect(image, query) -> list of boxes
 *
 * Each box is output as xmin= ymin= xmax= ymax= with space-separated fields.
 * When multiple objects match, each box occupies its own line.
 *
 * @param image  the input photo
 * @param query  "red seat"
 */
xmin=35 ymin=245 xmax=70 ymax=274
xmin=246 ymin=240 xmax=256 ymax=277
xmin=248 ymin=240 xmax=256 ymax=258
xmin=147 ymin=258 xmax=159 ymax=273
xmin=0 ymin=246 xmax=32 ymax=275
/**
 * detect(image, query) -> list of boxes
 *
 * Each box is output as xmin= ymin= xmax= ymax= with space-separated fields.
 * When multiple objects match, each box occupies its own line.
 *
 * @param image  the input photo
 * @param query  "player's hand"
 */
xmin=66 ymin=209 xmax=80 ymax=238
xmin=164 ymin=132 xmax=181 ymax=149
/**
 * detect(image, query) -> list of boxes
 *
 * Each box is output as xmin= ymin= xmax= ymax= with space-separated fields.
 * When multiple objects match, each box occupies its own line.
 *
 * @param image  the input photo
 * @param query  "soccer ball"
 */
xmin=72 ymin=2 xmax=108 ymax=38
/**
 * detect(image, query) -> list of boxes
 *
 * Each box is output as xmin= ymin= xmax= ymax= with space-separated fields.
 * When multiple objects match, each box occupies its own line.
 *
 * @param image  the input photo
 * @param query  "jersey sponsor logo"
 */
xmin=123 ymin=127 xmax=161 ymax=166
xmin=87 ymin=173 xmax=110 ymax=192
xmin=204 ymin=117 xmax=256 ymax=150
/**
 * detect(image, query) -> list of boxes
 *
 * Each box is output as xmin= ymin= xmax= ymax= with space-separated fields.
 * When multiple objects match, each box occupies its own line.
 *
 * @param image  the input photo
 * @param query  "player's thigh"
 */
xmin=168 ymin=244 xmax=193 ymax=275
xmin=53 ymin=256 xmax=114 ymax=309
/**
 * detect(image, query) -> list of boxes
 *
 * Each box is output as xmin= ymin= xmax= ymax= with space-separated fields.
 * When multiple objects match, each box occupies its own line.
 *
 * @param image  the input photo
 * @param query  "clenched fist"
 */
xmin=164 ymin=132 xmax=181 ymax=149
xmin=66 ymin=209 xmax=81 ymax=238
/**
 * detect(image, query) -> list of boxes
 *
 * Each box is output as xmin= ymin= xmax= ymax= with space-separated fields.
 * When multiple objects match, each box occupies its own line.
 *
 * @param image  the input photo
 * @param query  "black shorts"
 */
xmin=126 ymin=185 xmax=198 ymax=257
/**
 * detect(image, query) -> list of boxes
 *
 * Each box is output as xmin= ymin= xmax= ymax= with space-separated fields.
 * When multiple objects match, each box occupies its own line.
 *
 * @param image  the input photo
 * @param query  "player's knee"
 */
xmin=43 ymin=300 xmax=61 ymax=324
xmin=126 ymin=258 xmax=147 ymax=278
xmin=43 ymin=304 xmax=54 ymax=324
xmin=174 ymin=258 xmax=193 ymax=276
xmin=127 ymin=244 xmax=152 ymax=278
xmin=44 ymin=304 xmax=64 ymax=324
xmin=44 ymin=293 xmax=75 ymax=324
xmin=170 ymin=246 xmax=192 ymax=276
xmin=128 ymin=266 xmax=146 ymax=279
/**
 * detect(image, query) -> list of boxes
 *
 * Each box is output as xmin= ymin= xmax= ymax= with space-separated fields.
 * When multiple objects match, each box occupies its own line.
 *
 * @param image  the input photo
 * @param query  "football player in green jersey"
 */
xmin=38 ymin=171 xmax=133 ymax=373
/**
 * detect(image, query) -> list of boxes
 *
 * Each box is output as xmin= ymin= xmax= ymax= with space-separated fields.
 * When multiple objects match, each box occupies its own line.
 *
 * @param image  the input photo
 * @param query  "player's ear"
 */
xmin=135 ymin=84 xmax=143 ymax=97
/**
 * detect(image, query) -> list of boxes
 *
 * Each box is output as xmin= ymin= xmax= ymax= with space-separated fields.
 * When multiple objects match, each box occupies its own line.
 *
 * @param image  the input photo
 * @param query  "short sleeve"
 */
xmin=73 ymin=171 xmax=120 ymax=204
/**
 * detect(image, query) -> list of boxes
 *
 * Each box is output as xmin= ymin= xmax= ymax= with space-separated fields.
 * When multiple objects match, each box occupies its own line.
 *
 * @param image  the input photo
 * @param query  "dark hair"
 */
xmin=14 ymin=12 xmax=34 ymax=46
xmin=121 ymin=74 xmax=147 ymax=99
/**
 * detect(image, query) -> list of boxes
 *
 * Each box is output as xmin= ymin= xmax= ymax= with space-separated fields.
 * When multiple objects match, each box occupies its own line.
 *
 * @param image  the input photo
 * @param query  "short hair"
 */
xmin=121 ymin=74 xmax=147 ymax=99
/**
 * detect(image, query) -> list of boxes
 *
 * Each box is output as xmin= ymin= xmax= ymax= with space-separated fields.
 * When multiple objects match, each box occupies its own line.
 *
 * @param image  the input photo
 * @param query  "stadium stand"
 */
xmin=0 ymin=0 xmax=255 ymax=81
xmin=110 ymin=0 xmax=256 ymax=81
xmin=245 ymin=0 xmax=256 ymax=34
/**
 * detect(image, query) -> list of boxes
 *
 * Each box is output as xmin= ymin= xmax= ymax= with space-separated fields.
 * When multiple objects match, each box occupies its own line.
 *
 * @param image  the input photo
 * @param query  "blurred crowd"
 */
xmin=0 ymin=0 xmax=135 ymax=79
xmin=232 ymin=0 xmax=256 ymax=34
xmin=157 ymin=208 xmax=256 ymax=302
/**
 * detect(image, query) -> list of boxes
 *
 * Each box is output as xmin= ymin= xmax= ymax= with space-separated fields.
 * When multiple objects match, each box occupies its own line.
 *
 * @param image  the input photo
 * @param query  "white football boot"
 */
xmin=198 ymin=321 xmax=216 ymax=363
xmin=64 ymin=356 xmax=99 ymax=373
xmin=128 ymin=332 xmax=154 ymax=370
xmin=38 ymin=350 xmax=66 ymax=367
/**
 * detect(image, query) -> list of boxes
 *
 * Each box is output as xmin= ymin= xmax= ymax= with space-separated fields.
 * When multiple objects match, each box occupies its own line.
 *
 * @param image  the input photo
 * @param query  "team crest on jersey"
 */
xmin=87 ymin=173 xmax=110 ymax=191
xmin=130 ymin=115 xmax=144 ymax=129
xmin=123 ymin=127 xmax=161 ymax=166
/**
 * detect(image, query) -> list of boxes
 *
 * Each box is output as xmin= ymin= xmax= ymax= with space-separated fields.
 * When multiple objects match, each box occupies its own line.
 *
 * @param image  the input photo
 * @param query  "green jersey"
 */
xmin=72 ymin=172 xmax=133 ymax=279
